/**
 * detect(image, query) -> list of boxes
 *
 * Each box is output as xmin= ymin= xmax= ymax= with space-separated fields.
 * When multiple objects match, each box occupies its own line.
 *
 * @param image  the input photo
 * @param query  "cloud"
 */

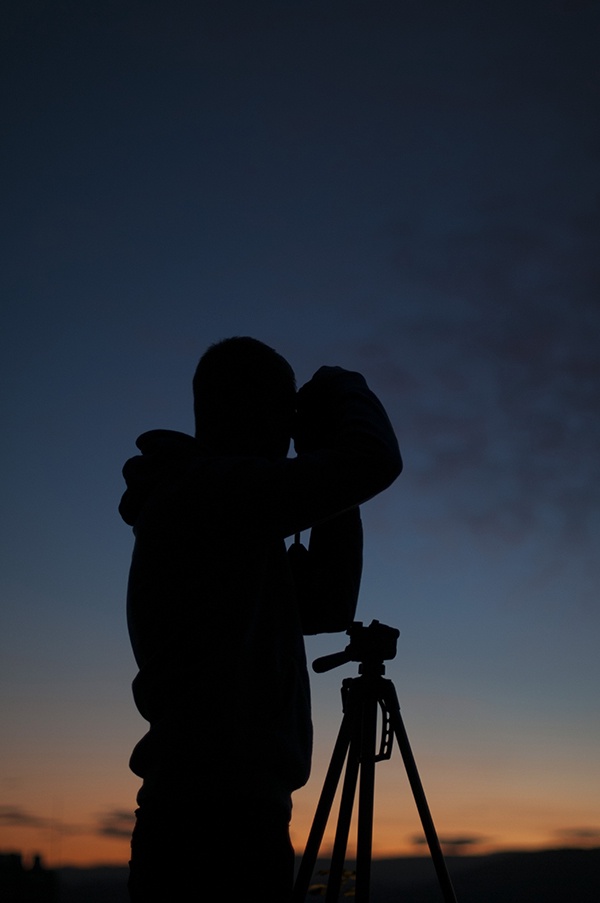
xmin=0 ymin=806 xmax=48 ymax=829
xmin=96 ymin=809 xmax=135 ymax=839
xmin=0 ymin=806 xmax=79 ymax=837
xmin=355 ymin=283 xmax=600 ymax=555
xmin=354 ymin=64 xmax=600 ymax=552
xmin=410 ymin=834 xmax=488 ymax=855
xmin=0 ymin=805 xmax=133 ymax=841
xmin=553 ymin=827 xmax=600 ymax=847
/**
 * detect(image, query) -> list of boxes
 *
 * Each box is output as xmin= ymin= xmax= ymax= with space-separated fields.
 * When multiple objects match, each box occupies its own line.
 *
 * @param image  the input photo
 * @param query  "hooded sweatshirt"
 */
xmin=119 ymin=367 xmax=401 ymax=811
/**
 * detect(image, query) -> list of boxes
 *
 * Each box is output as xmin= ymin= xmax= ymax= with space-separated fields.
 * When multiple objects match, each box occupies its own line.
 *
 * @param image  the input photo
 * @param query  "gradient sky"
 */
xmin=1 ymin=0 xmax=599 ymax=868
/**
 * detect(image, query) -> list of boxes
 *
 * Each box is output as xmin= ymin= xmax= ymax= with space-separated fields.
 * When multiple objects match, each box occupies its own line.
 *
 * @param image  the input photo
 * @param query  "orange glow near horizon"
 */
xmin=2 ymin=785 xmax=599 ymax=871
xmin=0 ymin=828 xmax=130 ymax=870
xmin=2 ymin=698 xmax=598 ymax=870
xmin=2 ymin=825 xmax=597 ymax=872
xmin=2 ymin=695 xmax=598 ymax=870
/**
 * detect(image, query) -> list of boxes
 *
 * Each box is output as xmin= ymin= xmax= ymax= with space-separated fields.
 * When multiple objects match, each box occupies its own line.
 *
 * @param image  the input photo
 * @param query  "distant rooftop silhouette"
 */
xmin=0 ymin=851 xmax=58 ymax=902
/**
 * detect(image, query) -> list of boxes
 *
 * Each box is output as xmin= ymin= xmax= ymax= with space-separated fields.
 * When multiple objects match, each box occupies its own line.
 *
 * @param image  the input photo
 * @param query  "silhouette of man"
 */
xmin=119 ymin=337 xmax=402 ymax=901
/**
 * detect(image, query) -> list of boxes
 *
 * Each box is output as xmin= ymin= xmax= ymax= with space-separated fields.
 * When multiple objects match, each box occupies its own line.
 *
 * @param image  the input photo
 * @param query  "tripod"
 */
xmin=293 ymin=621 xmax=458 ymax=903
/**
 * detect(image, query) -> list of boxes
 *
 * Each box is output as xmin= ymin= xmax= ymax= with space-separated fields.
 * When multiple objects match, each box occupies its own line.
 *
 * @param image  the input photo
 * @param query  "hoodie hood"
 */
xmin=119 ymin=429 xmax=199 ymax=526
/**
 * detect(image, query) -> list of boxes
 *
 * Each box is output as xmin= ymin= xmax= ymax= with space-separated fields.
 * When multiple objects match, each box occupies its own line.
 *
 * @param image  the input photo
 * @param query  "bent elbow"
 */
xmin=382 ymin=450 xmax=403 ymax=489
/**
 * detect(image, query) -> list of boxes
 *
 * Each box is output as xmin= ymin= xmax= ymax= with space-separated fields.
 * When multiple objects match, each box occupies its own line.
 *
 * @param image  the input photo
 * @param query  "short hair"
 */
xmin=193 ymin=336 xmax=296 ymax=450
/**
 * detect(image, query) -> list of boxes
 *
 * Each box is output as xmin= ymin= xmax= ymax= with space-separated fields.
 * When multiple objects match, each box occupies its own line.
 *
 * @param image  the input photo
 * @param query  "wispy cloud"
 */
xmin=410 ymin=833 xmax=489 ymax=855
xmin=0 ymin=805 xmax=133 ymax=842
xmin=345 ymin=63 xmax=600 ymax=552
xmin=553 ymin=827 xmax=600 ymax=846
xmin=0 ymin=806 xmax=49 ymax=829
xmin=95 ymin=809 xmax=135 ymax=839
xmin=0 ymin=806 xmax=79 ymax=837
xmin=356 ymin=282 xmax=600 ymax=556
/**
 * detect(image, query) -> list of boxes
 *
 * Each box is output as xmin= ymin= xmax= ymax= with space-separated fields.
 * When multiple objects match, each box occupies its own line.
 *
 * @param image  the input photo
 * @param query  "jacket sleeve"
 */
xmin=288 ymin=506 xmax=363 ymax=634
xmin=282 ymin=367 xmax=400 ymax=634
xmin=273 ymin=367 xmax=402 ymax=538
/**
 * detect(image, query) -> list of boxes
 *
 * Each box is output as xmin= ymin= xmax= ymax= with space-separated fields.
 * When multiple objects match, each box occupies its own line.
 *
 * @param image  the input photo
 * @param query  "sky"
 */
xmin=1 ymin=0 xmax=599 ymax=870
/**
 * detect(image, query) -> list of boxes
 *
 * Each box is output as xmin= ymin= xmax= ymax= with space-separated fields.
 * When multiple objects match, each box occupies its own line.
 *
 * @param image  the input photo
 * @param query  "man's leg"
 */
xmin=128 ymin=799 xmax=294 ymax=901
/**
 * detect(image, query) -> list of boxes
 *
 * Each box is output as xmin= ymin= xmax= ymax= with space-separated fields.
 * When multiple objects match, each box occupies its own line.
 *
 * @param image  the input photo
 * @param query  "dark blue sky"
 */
xmin=1 ymin=0 xmax=599 ymax=864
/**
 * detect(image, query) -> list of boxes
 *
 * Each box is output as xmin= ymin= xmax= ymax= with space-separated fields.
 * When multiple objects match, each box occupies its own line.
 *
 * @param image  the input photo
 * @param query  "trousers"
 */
xmin=128 ymin=797 xmax=295 ymax=902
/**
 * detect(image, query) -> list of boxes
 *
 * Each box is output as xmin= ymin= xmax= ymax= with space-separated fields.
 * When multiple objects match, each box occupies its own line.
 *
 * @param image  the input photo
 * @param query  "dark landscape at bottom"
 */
xmin=50 ymin=848 xmax=600 ymax=902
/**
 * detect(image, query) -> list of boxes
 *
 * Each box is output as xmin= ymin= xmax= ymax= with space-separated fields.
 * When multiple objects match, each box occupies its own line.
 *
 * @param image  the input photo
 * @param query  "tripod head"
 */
xmin=312 ymin=620 xmax=400 ymax=674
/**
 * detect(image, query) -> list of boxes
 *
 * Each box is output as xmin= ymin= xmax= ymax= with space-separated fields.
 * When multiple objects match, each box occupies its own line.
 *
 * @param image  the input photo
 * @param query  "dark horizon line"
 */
xmin=45 ymin=843 xmax=600 ymax=872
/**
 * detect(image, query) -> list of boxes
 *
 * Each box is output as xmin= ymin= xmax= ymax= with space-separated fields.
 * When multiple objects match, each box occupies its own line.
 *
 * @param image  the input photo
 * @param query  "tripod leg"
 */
xmin=324 ymin=727 xmax=361 ymax=903
xmin=354 ymin=687 xmax=379 ymax=903
xmin=292 ymin=709 xmax=354 ymax=902
xmin=384 ymin=683 xmax=458 ymax=903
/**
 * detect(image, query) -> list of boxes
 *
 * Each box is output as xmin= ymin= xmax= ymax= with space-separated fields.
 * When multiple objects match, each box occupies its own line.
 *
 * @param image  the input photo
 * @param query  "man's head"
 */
xmin=193 ymin=336 xmax=296 ymax=457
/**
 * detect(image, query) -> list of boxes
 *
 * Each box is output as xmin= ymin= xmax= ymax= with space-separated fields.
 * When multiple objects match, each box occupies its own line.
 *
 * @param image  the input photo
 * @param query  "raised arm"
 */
xmin=286 ymin=366 xmax=400 ymax=633
xmin=288 ymin=506 xmax=363 ymax=634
